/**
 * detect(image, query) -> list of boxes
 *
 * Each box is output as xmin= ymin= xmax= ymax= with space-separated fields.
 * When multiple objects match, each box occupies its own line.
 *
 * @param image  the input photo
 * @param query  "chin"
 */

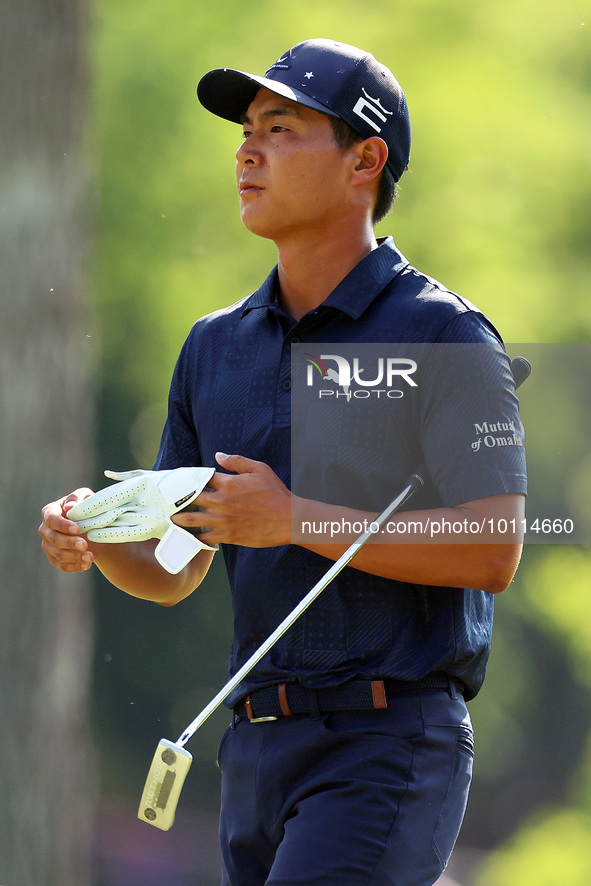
xmin=240 ymin=211 xmax=286 ymax=241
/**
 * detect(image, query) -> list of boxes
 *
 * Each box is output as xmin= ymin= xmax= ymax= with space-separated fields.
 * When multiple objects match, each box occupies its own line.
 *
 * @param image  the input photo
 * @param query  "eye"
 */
xmin=241 ymin=129 xmax=252 ymax=140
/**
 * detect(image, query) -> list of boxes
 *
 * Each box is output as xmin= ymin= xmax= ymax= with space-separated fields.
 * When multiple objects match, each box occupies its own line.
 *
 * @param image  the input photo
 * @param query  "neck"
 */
xmin=275 ymin=222 xmax=378 ymax=322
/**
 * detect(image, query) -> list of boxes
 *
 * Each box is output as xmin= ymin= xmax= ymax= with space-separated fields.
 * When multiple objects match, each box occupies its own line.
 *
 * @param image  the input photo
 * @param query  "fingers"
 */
xmin=190 ymin=455 xmax=262 ymax=510
xmin=172 ymin=506 xmax=215 ymax=537
xmin=39 ymin=490 xmax=96 ymax=573
xmin=173 ymin=456 xmax=291 ymax=547
xmin=215 ymin=452 xmax=266 ymax=473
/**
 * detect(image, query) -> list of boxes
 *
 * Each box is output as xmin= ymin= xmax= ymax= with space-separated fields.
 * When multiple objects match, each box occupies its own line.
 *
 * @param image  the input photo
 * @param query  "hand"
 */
xmin=39 ymin=489 xmax=97 ymax=573
xmin=173 ymin=453 xmax=292 ymax=548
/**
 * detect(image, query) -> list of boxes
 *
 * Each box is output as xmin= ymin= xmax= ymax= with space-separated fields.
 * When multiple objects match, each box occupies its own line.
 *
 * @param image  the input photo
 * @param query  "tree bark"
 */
xmin=0 ymin=1 xmax=95 ymax=883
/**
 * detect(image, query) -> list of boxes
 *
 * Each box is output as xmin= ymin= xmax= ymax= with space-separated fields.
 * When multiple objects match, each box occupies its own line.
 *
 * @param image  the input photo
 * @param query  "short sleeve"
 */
xmin=420 ymin=312 xmax=528 ymax=506
xmin=152 ymin=338 xmax=202 ymax=470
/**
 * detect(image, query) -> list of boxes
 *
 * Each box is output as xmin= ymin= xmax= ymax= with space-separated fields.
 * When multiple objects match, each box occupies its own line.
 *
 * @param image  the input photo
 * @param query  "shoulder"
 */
xmin=384 ymin=262 xmax=503 ymax=344
xmin=176 ymin=294 xmax=252 ymax=362
xmin=188 ymin=295 xmax=250 ymax=336
xmin=182 ymin=264 xmax=278 ymax=349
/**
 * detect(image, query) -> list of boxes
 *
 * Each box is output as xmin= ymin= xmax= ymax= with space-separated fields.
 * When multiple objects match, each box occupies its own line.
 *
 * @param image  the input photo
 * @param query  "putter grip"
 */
xmin=138 ymin=739 xmax=193 ymax=830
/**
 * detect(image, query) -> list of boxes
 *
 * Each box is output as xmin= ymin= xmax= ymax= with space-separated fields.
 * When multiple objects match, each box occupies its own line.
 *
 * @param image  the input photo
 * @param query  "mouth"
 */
xmin=238 ymin=180 xmax=263 ymax=196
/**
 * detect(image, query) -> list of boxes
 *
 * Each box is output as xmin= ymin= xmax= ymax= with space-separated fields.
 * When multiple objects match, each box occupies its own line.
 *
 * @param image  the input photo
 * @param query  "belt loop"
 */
xmin=244 ymin=692 xmax=279 ymax=723
xmin=244 ymin=694 xmax=255 ymax=721
xmin=448 ymin=678 xmax=459 ymax=700
xmin=278 ymin=683 xmax=293 ymax=717
xmin=371 ymin=680 xmax=388 ymax=709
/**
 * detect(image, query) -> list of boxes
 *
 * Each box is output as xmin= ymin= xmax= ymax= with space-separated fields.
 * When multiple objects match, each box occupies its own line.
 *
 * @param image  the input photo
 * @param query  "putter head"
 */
xmin=138 ymin=738 xmax=192 ymax=830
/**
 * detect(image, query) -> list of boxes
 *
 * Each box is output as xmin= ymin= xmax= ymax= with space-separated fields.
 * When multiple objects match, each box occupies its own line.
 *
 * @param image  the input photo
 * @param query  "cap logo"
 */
xmin=266 ymin=53 xmax=291 ymax=73
xmin=352 ymin=88 xmax=394 ymax=134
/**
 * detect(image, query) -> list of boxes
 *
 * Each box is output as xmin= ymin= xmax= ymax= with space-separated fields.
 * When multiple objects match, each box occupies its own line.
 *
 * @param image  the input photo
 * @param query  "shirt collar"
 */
xmin=241 ymin=266 xmax=279 ymax=315
xmin=241 ymin=236 xmax=409 ymax=320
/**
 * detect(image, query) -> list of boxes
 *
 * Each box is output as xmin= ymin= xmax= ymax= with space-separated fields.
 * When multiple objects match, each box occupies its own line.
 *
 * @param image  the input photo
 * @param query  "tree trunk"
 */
xmin=0 ymin=1 xmax=95 ymax=883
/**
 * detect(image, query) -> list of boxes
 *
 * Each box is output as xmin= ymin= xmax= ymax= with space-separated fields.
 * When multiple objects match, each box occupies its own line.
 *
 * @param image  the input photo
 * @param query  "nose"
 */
xmin=236 ymin=136 xmax=260 ymax=167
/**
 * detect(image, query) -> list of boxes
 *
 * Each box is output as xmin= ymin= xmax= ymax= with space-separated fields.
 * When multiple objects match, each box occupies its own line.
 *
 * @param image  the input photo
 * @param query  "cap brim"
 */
xmin=197 ymin=68 xmax=340 ymax=123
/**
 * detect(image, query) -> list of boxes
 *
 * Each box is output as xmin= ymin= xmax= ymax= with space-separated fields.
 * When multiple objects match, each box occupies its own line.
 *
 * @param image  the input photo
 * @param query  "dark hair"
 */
xmin=329 ymin=116 xmax=398 ymax=225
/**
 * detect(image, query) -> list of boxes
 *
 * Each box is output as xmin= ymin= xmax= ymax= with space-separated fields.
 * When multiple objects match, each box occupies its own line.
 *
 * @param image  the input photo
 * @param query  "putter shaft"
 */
xmin=177 ymin=466 xmax=425 ymax=746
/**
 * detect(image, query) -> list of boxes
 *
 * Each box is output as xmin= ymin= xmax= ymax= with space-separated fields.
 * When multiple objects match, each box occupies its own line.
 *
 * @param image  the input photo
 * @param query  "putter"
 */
xmin=138 ymin=355 xmax=531 ymax=830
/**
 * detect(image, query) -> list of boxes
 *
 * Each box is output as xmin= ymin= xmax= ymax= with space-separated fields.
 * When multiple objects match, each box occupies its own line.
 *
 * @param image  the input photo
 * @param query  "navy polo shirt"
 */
xmin=154 ymin=237 xmax=527 ymax=702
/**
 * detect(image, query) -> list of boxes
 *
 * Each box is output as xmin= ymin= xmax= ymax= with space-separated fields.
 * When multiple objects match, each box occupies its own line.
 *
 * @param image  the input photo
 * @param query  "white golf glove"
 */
xmin=67 ymin=467 xmax=217 ymax=575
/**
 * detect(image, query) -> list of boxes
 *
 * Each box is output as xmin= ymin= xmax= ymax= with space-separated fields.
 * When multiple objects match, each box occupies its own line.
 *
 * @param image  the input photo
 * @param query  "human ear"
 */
xmin=351 ymin=137 xmax=388 ymax=185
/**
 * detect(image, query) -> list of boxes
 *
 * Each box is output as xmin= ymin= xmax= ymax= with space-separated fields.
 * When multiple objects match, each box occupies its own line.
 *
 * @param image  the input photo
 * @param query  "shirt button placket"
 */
xmin=274 ymin=337 xmax=294 ymax=425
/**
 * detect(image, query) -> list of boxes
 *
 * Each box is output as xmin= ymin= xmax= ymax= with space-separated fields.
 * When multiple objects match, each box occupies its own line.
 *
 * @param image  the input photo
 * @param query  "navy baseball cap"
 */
xmin=197 ymin=39 xmax=411 ymax=182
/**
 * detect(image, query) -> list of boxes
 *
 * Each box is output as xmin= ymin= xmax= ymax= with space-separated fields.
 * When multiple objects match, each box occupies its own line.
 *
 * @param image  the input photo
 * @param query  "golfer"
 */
xmin=40 ymin=39 xmax=527 ymax=886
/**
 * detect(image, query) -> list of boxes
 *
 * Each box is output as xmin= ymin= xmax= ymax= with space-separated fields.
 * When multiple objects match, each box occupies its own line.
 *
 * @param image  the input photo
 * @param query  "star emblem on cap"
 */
xmin=304 ymin=71 xmax=314 ymax=79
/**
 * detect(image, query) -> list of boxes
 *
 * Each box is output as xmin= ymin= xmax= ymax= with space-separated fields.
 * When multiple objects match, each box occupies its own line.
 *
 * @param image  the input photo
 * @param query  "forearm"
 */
xmin=89 ymin=539 xmax=216 ymax=606
xmin=292 ymin=494 xmax=525 ymax=594
xmin=301 ymin=534 xmax=521 ymax=594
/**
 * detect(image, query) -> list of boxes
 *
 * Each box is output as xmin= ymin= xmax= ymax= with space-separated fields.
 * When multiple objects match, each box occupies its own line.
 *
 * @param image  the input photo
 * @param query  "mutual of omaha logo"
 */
xmin=471 ymin=419 xmax=524 ymax=451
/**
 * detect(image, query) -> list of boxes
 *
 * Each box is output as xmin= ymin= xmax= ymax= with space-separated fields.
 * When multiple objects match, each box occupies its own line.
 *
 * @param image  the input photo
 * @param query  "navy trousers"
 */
xmin=218 ymin=687 xmax=473 ymax=886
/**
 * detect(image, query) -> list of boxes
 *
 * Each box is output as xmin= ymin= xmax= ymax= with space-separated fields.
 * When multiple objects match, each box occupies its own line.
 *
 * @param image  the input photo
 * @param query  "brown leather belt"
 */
xmin=234 ymin=676 xmax=461 ymax=723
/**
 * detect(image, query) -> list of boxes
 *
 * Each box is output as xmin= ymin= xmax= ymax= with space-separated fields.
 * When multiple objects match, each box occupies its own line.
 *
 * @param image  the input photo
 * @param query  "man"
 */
xmin=40 ymin=39 xmax=527 ymax=886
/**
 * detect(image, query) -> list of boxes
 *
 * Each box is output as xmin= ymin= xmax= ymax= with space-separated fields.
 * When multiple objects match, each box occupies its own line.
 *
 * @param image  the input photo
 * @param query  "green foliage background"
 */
xmin=87 ymin=0 xmax=590 ymax=882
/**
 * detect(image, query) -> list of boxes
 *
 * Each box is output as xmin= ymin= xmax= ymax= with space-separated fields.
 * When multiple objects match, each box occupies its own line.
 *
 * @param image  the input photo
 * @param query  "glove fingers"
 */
xmin=104 ymin=469 xmax=155 ymax=482
xmin=68 ymin=476 xmax=148 ymax=522
xmin=86 ymin=517 xmax=163 ymax=543
xmin=74 ymin=506 xmax=130 ymax=533
xmin=104 ymin=506 xmax=166 ymax=528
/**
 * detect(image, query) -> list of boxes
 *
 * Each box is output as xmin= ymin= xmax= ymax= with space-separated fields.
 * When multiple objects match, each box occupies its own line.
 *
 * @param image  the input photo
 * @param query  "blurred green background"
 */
xmin=2 ymin=0 xmax=590 ymax=884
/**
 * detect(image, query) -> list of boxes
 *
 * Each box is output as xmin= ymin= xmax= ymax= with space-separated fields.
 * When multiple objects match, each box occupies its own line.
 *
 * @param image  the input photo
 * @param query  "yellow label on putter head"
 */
xmin=138 ymin=739 xmax=193 ymax=830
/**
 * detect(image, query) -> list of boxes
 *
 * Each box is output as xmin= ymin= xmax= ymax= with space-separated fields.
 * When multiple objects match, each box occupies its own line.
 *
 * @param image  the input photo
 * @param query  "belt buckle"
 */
xmin=244 ymin=695 xmax=278 ymax=724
